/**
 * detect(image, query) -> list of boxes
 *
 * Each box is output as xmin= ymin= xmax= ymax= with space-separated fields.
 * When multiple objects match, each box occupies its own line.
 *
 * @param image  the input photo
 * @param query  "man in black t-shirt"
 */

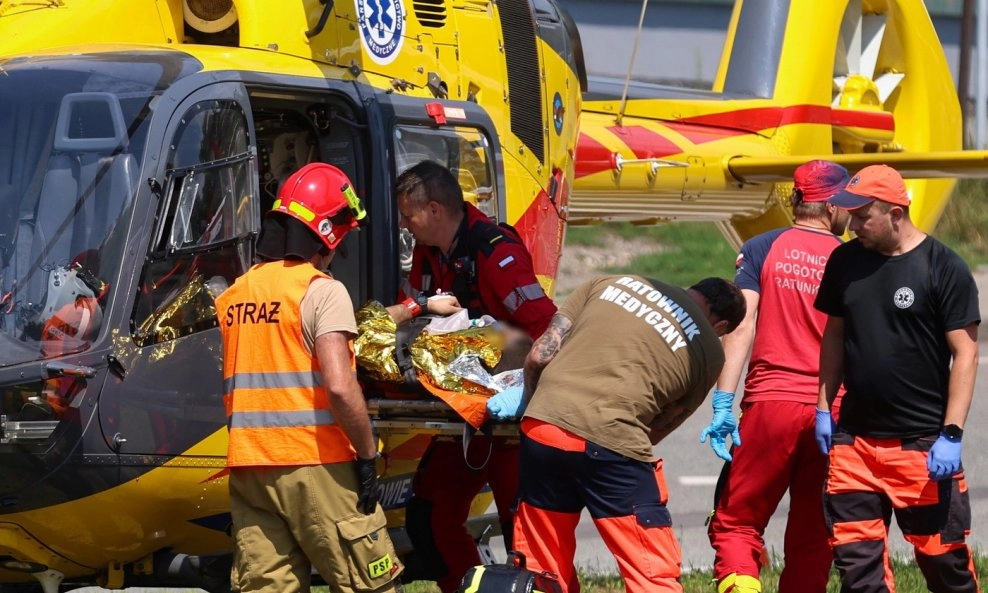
xmin=814 ymin=165 xmax=981 ymax=593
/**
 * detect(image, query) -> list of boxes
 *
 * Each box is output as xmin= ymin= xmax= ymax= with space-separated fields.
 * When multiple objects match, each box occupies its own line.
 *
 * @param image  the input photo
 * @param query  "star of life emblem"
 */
xmin=355 ymin=0 xmax=406 ymax=66
xmin=893 ymin=286 xmax=915 ymax=309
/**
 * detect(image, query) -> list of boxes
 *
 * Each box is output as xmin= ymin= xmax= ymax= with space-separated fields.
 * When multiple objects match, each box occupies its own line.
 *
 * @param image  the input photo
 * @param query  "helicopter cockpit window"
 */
xmin=393 ymin=125 xmax=497 ymax=274
xmin=134 ymin=99 xmax=255 ymax=347
xmin=0 ymin=58 xmax=156 ymax=367
xmin=393 ymin=126 xmax=497 ymax=219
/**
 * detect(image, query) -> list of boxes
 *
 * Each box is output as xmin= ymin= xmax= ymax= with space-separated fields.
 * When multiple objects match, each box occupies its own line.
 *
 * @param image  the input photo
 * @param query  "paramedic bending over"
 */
xmin=384 ymin=160 xmax=556 ymax=593
xmin=503 ymin=275 xmax=745 ymax=593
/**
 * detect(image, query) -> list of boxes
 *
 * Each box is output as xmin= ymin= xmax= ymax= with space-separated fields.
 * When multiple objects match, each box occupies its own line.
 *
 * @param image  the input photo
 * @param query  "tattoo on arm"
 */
xmin=524 ymin=314 xmax=572 ymax=395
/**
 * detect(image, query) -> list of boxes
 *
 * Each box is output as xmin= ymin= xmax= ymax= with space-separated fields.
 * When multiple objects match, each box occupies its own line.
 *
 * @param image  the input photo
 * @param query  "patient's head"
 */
xmin=492 ymin=324 xmax=533 ymax=373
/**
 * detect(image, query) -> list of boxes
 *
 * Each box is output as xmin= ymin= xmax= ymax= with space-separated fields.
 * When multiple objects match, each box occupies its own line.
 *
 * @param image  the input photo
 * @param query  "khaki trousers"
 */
xmin=230 ymin=463 xmax=403 ymax=593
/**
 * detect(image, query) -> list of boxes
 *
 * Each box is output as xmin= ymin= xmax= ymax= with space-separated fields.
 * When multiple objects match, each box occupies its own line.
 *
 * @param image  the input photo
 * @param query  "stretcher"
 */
xmin=367 ymin=398 xmax=519 ymax=438
xmin=366 ymin=396 xmax=518 ymax=565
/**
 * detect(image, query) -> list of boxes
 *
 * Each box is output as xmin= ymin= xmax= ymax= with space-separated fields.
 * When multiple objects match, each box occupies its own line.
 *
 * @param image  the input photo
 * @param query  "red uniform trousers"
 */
xmin=708 ymin=400 xmax=833 ymax=592
xmin=825 ymin=432 xmax=980 ymax=593
xmin=514 ymin=419 xmax=682 ymax=593
xmin=405 ymin=434 xmax=519 ymax=593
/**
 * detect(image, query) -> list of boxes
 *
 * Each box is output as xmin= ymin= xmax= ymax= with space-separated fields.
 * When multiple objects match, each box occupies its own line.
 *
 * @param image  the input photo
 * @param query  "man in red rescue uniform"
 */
xmin=703 ymin=160 xmax=851 ymax=593
xmin=384 ymin=160 xmax=557 ymax=593
xmin=218 ymin=163 xmax=403 ymax=593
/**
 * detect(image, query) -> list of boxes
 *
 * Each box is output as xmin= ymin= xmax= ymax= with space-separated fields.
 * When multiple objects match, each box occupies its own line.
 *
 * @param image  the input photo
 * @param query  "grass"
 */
xmin=935 ymin=178 xmax=988 ymax=267
xmin=565 ymin=222 xmax=737 ymax=288
xmin=399 ymin=552 xmax=988 ymax=592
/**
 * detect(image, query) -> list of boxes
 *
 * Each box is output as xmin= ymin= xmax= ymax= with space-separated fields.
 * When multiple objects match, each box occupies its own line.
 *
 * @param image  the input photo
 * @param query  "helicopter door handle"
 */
xmin=43 ymin=361 xmax=97 ymax=379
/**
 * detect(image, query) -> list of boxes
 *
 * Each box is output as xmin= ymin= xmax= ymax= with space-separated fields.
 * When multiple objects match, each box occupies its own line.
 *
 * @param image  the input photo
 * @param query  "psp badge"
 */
xmin=355 ymin=0 xmax=406 ymax=66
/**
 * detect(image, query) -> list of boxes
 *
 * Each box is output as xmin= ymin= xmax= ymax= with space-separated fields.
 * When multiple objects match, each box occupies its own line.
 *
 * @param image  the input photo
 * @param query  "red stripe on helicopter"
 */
xmin=575 ymin=126 xmax=681 ymax=179
xmin=515 ymin=184 xmax=565 ymax=280
xmin=606 ymin=125 xmax=682 ymax=159
xmin=673 ymin=105 xmax=894 ymax=136
xmin=385 ymin=434 xmax=434 ymax=461
xmin=830 ymin=108 xmax=895 ymax=131
xmin=575 ymin=132 xmax=615 ymax=178
xmin=574 ymin=106 xmax=896 ymax=179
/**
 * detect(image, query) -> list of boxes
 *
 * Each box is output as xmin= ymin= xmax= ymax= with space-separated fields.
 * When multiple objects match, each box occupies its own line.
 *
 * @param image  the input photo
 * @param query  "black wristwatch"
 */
xmin=943 ymin=424 xmax=964 ymax=441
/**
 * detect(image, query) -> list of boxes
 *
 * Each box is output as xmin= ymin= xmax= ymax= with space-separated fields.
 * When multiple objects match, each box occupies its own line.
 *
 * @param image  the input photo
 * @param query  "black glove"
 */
xmin=355 ymin=456 xmax=379 ymax=515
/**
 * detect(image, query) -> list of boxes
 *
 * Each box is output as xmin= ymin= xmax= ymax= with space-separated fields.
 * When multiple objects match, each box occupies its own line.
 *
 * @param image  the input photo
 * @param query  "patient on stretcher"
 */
xmin=353 ymin=300 xmax=531 ymax=427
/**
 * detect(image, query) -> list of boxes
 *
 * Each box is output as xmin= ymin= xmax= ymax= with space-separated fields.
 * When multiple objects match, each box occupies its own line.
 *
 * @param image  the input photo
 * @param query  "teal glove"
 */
xmin=486 ymin=385 xmax=526 ymax=421
xmin=699 ymin=389 xmax=740 ymax=461
xmin=927 ymin=433 xmax=962 ymax=481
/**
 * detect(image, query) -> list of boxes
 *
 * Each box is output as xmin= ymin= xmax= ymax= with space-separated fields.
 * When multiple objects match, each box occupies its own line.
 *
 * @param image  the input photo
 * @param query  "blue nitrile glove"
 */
xmin=486 ymin=385 xmax=526 ymax=421
xmin=815 ymin=408 xmax=835 ymax=455
xmin=927 ymin=434 xmax=962 ymax=481
xmin=699 ymin=390 xmax=740 ymax=461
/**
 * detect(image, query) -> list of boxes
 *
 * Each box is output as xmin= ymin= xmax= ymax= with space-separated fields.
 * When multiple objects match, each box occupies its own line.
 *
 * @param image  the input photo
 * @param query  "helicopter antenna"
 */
xmin=616 ymin=0 xmax=650 ymax=126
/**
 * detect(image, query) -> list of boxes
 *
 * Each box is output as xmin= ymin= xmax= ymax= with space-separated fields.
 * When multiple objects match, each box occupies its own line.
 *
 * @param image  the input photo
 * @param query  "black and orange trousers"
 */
xmin=513 ymin=418 xmax=682 ymax=593
xmin=825 ymin=432 xmax=980 ymax=593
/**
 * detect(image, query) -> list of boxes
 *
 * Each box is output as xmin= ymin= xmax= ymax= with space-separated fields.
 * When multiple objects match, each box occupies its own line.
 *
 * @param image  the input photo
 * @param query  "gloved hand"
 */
xmin=815 ymin=408 xmax=835 ymax=455
xmin=927 ymin=434 xmax=962 ymax=481
xmin=486 ymin=385 xmax=526 ymax=421
xmin=355 ymin=456 xmax=379 ymax=515
xmin=699 ymin=389 xmax=740 ymax=461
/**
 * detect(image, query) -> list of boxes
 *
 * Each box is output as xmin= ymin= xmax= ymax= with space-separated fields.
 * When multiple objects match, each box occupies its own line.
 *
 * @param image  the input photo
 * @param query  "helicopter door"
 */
xmin=112 ymin=83 xmax=257 ymax=456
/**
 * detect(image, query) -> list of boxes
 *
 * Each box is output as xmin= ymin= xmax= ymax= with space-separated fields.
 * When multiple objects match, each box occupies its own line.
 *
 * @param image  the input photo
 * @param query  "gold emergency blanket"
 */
xmin=353 ymin=301 xmax=503 ymax=394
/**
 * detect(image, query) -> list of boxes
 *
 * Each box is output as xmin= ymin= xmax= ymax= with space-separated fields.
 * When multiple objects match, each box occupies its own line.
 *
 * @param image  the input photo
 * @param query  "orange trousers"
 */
xmin=825 ymin=432 xmax=980 ymax=593
xmin=513 ymin=419 xmax=683 ymax=593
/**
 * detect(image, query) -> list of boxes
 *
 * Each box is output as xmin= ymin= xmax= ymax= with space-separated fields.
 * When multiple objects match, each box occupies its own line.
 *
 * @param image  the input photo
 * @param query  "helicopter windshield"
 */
xmin=0 ymin=53 xmax=182 ymax=366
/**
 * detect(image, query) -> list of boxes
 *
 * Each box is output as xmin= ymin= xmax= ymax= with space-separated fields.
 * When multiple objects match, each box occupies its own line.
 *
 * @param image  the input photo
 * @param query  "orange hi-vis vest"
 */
xmin=217 ymin=261 xmax=356 ymax=467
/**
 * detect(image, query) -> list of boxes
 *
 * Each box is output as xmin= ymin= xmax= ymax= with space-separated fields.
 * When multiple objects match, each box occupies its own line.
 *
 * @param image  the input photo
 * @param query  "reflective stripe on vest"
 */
xmin=217 ymin=261 xmax=355 ymax=467
xmin=229 ymin=408 xmax=336 ymax=429
xmin=224 ymin=370 xmax=323 ymax=392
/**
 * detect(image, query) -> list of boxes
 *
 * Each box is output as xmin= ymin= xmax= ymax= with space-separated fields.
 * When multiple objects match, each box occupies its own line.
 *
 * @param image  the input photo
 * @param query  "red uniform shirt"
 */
xmin=403 ymin=203 xmax=555 ymax=339
xmin=736 ymin=226 xmax=843 ymax=403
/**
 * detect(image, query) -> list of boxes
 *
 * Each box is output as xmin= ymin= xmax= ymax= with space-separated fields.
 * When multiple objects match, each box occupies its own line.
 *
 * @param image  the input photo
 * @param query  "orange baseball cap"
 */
xmin=830 ymin=164 xmax=910 ymax=209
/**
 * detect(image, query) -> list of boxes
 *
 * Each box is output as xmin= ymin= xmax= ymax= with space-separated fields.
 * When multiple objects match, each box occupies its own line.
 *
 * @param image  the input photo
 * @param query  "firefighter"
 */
xmin=218 ymin=163 xmax=403 ymax=593
xmin=384 ymin=160 xmax=557 ymax=593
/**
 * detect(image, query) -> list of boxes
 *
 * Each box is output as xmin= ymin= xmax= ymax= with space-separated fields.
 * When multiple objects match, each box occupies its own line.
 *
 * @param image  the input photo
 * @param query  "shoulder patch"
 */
xmin=498 ymin=255 xmax=516 ymax=268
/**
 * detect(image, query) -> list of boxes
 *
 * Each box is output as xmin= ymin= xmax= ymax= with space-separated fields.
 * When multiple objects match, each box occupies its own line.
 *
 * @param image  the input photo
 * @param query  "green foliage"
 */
xmin=935 ymin=178 xmax=988 ymax=268
xmin=564 ymin=224 xmax=611 ymax=247
xmin=566 ymin=222 xmax=737 ymax=287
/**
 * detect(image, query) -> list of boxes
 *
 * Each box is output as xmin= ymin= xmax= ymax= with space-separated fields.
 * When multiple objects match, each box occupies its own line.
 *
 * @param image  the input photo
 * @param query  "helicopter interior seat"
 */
xmin=17 ymin=92 xmax=136 ymax=322
xmin=68 ymin=150 xmax=138 ymax=257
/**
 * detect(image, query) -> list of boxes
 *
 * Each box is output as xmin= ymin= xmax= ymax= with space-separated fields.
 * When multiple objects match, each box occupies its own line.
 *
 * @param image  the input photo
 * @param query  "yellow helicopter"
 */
xmin=0 ymin=0 xmax=983 ymax=591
